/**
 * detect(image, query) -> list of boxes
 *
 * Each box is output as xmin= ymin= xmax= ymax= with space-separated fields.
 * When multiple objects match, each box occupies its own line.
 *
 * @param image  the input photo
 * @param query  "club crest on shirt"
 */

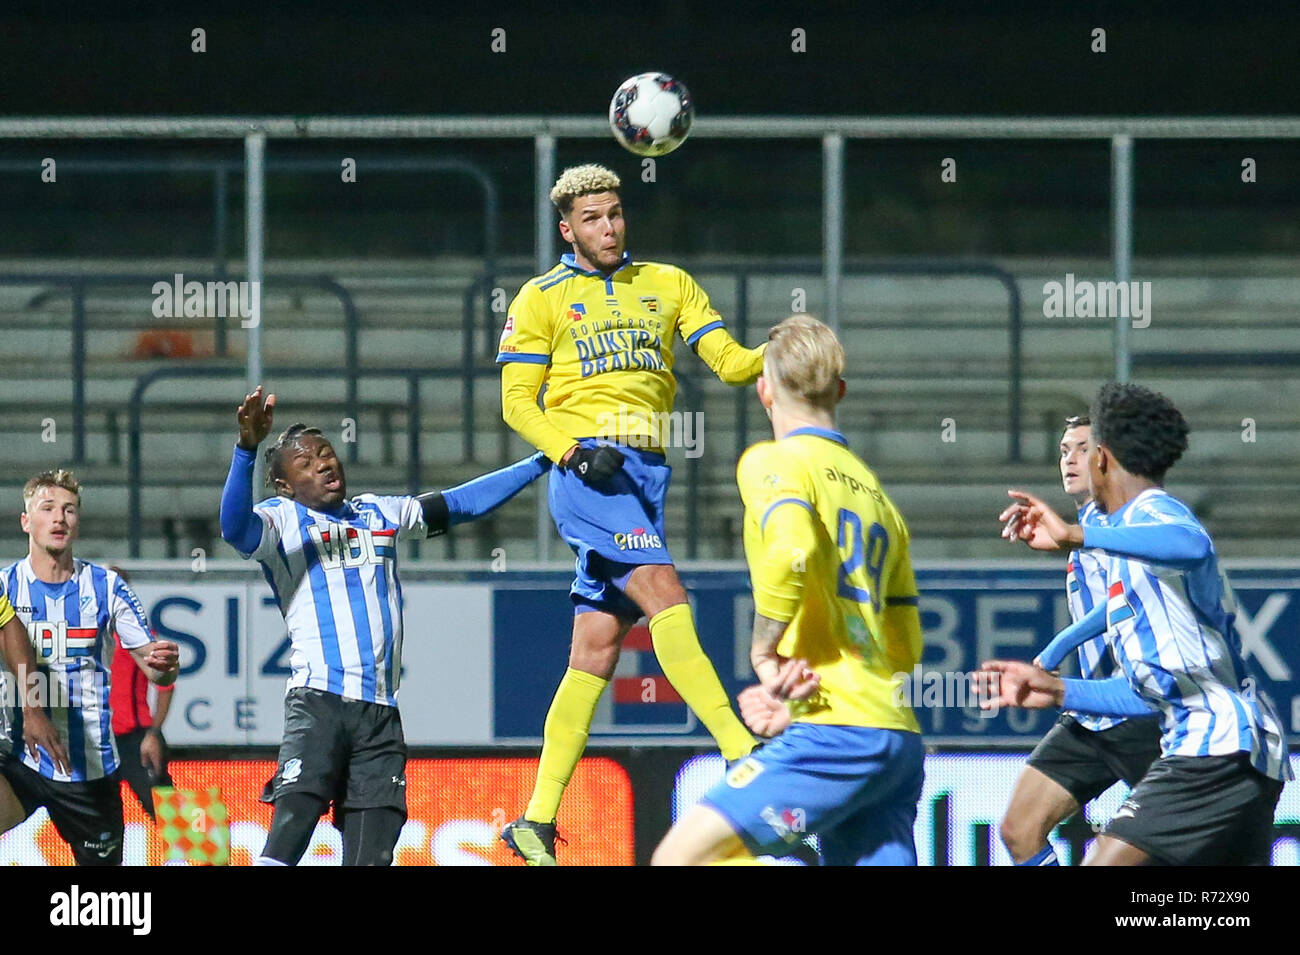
xmin=1112 ymin=796 xmax=1140 ymax=821
xmin=638 ymin=295 xmax=659 ymax=313
xmin=725 ymin=758 xmax=763 ymax=788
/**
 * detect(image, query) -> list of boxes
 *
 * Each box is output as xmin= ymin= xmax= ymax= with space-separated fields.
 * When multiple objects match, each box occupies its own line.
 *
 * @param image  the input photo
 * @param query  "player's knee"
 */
xmin=0 ymin=799 xmax=23 ymax=835
xmin=262 ymin=792 xmax=326 ymax=864
xmin=343 ymin=807 xmax=404 ymax=866
xmin=650 ymin=837 xmax=683 ymax=867
xmin=569 ymin=620 xmax=625 ymax=677
xmin=651 ymin=826 xmax=712 ymax=867
xmin=998 ymin=814 xmax=1035 ymax=858
xmin=628 ymin=565 xmax=687 ymax=616
xmin=569 ymin=640 xmax=619 ymax=678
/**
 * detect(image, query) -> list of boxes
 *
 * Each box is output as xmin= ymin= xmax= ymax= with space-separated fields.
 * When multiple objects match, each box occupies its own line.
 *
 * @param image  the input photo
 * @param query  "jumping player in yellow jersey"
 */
xmin=654 ymin=315 xmax=925 ymax=866
xmin=498 ymin=164 xmax=766 ymax=864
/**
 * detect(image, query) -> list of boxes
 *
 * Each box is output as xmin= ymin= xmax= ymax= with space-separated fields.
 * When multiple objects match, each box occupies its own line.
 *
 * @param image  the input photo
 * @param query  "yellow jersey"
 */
xmin=499 ymin=253 xmax=764 ymax=462
xmin=738 ymin=427 xmax=922 ymax=732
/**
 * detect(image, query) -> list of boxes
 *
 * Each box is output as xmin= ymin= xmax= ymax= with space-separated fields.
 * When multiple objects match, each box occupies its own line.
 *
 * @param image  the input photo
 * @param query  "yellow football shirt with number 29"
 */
xmin=738 ymin=427 xmax=922 ymax=733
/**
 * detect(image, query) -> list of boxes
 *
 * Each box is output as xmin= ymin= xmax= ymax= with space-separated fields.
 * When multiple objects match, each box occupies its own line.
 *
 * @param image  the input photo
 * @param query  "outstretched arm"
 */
xmin=1062 ymin=675 xmax=1158 ymax=718
xmin=1036 ymin=603 xmax=1107 ymax=671
xmin=1082 ymin=523 xmax=1211 ymax=568
xmin=220 ymin=386 xmax=276 ymax=555
xmin=694 ymin=329 xmax=766 ymax=386
xmin=1003 ymin=489 xmax=1212 ymax=568
xmin=220 ymin=446 xmax=262 ymax=554
xmin=676 ymin=269 xmax=766 ymax=385
xmin=416 ymin=452 xmax=551 ymax=535
xmin=978 ymin=660 xmax=1157 ymax=719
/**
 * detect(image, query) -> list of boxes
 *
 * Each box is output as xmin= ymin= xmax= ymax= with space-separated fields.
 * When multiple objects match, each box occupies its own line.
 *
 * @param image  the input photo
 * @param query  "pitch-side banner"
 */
xmin=114 ymin=566 xmax=1300 ymax=745
xmin=489 ymin=566 xmax=1300 ymax=744
xmin=0 ymin=758 xmax=633 ymax=866
xmin=132 ymin=582 xmax=493 ymax=745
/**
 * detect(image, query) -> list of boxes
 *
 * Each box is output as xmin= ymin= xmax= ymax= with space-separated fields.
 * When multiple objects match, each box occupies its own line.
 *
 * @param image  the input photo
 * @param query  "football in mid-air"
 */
xmin=608 ymin=72 xmax=694 ymax=157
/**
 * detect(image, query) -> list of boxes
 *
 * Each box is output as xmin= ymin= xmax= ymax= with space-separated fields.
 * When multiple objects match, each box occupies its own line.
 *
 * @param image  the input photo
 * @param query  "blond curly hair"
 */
xmin=550 ymin=164 xmax=622 ymax=215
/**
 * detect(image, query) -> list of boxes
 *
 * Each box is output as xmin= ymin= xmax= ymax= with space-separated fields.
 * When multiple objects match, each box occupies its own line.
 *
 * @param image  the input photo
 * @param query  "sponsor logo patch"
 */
xmin=613 ymin=527 xmax=664 ymax=551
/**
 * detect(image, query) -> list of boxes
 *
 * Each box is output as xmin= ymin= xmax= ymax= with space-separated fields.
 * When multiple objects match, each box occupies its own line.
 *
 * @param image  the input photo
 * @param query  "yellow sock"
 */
xmin=524 ymin=667 xmax=607 ymax=824
xmin=709 ymin=851 xmax=767 ymax=865
xmin=649 ymin=603 xmax=757 ymax=762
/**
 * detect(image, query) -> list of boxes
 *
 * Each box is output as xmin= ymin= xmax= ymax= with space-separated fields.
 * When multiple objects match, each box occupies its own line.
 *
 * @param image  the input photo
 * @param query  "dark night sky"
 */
xmin=1 ymin=0 xmax=1299 ymax=117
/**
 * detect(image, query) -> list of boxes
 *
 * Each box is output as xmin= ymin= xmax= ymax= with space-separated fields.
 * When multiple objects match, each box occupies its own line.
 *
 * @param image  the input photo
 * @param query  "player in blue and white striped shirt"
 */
xmin=984 ymin=384 xmax=1290 ymax=865
xmin=996 ymin=416 xmax=1159 ymax=866
xmin=0 ymin=469 xmax=179 ymax=865
xmin=221 ymin=386 xmax=547 ymax=865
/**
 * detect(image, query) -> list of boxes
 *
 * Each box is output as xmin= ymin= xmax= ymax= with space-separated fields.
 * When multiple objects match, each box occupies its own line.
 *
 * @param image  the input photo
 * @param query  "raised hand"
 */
xmin=237 ymin=385 xmax=277 ymax=450
xmin=1001 ymin=489 xmax=1082 ymax=552
xmin=998 ymin=500 xmax=1029 ymax=543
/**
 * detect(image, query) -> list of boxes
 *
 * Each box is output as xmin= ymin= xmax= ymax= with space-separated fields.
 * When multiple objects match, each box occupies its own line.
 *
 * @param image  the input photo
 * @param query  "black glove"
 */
xmin=565 ymin=445 xmax=625 ymax=486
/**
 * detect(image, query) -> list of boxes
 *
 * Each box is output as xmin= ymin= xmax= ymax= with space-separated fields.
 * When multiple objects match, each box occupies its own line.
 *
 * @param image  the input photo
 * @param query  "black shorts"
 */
xmin=0 ymin=757 xmax=123 ymax=866
xmin=1103 ymin=752 xmax=1285 ymax=865
xmin=261 ymin=687 xmax=408 ymax=821
xmin=1027 ymin=714 xmax=1161 ymax=805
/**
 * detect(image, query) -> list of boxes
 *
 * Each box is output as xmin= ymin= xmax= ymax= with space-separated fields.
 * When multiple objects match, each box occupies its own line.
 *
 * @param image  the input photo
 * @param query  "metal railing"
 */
xmin=128 ymin=365 xmax=474 ymax=557
xmin=0 ymin=155 xmax=500 ymax=290
xmin=460 ymin=259 xmax=1024 ymax=460
xmin=126 ymin=363 xmax=705 ymax=559
xmin=5 ymin=115 xmax=1300 ymax=393
xmin=1 ymin=272 xmax=361 ymax=464
xmin=1133 ymin=352 xmax=1300 ymax=369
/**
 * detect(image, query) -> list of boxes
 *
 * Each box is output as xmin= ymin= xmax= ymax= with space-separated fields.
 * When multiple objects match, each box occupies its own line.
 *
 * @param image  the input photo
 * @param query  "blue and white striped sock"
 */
xmin=1018 ymin=844 xmax=1060 ymax=866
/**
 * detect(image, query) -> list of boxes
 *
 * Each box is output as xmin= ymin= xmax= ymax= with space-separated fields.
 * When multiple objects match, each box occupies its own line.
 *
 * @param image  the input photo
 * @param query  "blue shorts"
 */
xmin=549 ymin=438 xmax=674 ymax=620
xmin=700 ymin=723 xmax=925 ymax=865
